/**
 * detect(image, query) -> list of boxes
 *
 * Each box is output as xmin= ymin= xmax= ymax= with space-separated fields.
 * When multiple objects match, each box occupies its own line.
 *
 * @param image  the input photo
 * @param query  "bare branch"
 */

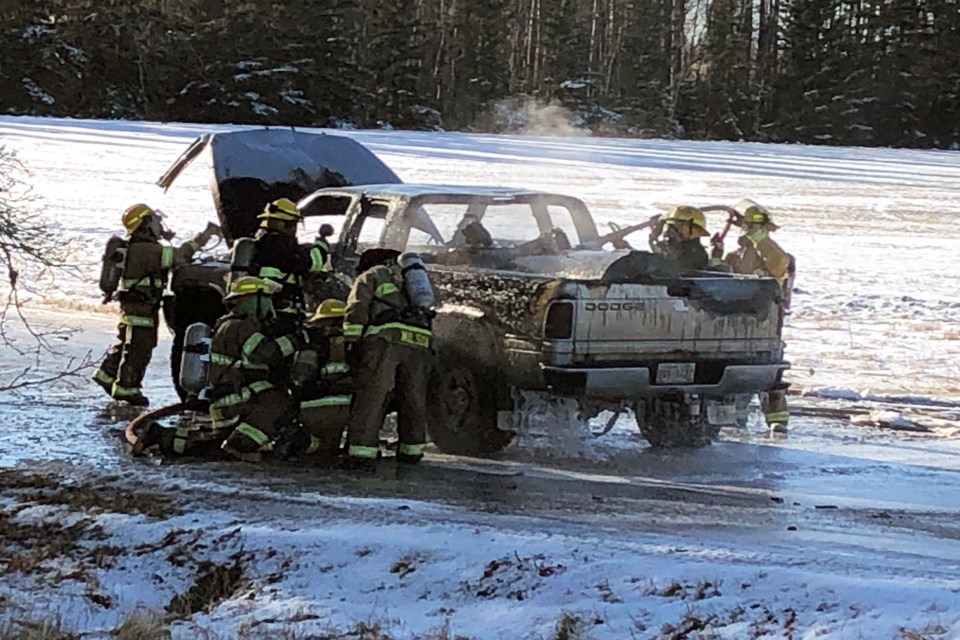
xmin=0 ymin=145 xmax=93 ymax=388
xmin=0 ymin=350 xmax=96 ymax=393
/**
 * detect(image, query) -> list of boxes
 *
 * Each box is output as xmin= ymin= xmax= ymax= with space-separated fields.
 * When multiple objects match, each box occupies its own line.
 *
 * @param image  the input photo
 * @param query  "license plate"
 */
xmin=656 ymin=362 xmax=695 ymax=384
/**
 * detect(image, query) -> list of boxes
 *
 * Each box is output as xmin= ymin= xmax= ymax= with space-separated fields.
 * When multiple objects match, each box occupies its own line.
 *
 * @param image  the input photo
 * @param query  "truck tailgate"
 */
xmin=564 ymin=278 xmax=783 ymax=361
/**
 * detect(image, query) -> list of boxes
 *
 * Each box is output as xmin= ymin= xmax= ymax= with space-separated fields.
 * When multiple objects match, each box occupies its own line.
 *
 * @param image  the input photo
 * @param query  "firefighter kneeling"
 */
xmin=207 ymin=276 xmax=300 ymax=461
xmin=273 ymin=299 xmax=355 ymax=460
xmin=133 ymin=276 xmax=299 ymax=458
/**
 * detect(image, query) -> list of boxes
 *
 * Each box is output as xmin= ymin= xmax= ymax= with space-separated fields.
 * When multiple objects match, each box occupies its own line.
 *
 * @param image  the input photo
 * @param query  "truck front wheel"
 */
xmin=428 ymin=350 xmax=513 ymax=456
xmin=637 ymin=396 xmax=720 ymax=448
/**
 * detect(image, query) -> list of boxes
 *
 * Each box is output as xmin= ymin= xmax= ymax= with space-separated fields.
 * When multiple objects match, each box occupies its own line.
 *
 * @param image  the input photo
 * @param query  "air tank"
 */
xmin=397 ymin=252 xmax=434 ymax=310
xmin=230 ymin=237 xmax=257 ymax=275
xmin=290 ymin=349 xmax=319 ymax=387
xmin=179 ymin=322 xmax=213 ymax=398
xmin=98 ymin=235 xmax=128 ymax=301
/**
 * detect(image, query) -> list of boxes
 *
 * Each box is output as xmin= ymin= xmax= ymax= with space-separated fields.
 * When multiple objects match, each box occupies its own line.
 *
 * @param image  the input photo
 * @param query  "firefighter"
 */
xmin=274 ymin=298 xmax=354 ymax=460
xmin=132 ymin=275 xmax=298 ymax=459
xmin=207 ymin=276 xmax=300 ymax=461
xmin=716 ymin=200 xmax=793 ymax=282
xmin=714 ymin=200 xmax=795 ymax=433
xmin=93 ymin=203 xmax=220 ymax=406
xmin=649 ymin=205 xmax=710 ymax=272
xmin=231 ymin=197 xmax=330 ymax=331
xmin=343 ymin=248 xmax=434 ymax=468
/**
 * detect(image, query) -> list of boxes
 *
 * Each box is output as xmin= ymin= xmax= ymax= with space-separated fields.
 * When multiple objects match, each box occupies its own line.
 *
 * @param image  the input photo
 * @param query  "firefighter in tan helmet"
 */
xmin=93 ymin=203 xmax=220 ymax=406
xmin=712 ymin=199 xmax=795 ymax=433
xmin=650 ymin=205 xmax=711 ymax=272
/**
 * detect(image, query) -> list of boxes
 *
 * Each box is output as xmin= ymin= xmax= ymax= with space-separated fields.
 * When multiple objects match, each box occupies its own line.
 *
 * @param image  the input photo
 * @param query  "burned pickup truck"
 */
xmin=157 ymin=129 xmax=789 ymax=453
xmin=298 ymin=184 xmax=790 ymax=453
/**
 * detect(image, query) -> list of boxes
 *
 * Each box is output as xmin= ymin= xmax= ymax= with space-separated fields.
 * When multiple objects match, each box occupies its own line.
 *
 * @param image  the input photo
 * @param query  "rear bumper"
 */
xmin=541 ymin=363 xmax=789 ymax=399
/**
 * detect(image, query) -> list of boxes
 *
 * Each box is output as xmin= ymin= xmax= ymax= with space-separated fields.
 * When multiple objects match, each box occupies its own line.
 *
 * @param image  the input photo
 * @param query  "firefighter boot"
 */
xmin=396 ymin=451 xmax=423 ymax=465
xmin=132 ymin=419 xmax=166 ymax=456
xmin=124 ymin=393 xmax=150 ymax=407
xmin=342 ymin=451 xmax=379 ymax=473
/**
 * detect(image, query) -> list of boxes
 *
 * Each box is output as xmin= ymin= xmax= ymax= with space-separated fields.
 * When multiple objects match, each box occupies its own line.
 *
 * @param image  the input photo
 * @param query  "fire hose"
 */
xmin=125 ymin=401 xmax=204 ymax=455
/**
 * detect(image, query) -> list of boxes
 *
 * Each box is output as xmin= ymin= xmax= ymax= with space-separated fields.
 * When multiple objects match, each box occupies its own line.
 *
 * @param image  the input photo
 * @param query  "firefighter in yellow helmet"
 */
xmin=132 ymin=276 xmax=298 ymax=460
xmin=650 ymin=205 xmax=710 ymax=272
xmin=714 ymin=199 xmax=795 ymax=433
xmin=93 ymin=204 xmax=220 ymax=406
xmin=342 ymin=249 xmax=434 ymax=469
xmin=717 ymin=200 xmax=793 ymax=282
xmin=230 ymin=197 xmax=331 ymax=332
xmin=274 ymin=298 xmax=354 ymax=461
xmin=204 ymin=275 xmax=301 ymax=461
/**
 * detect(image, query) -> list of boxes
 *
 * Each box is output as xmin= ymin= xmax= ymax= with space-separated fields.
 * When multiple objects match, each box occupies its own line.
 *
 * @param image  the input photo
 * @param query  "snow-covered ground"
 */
xmin=1 ymin=116 xmax=959 ymax=639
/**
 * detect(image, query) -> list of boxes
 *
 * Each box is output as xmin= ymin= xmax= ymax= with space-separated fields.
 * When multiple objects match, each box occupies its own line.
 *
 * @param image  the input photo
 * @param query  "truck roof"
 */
xmin=302 ymin=183 xmax=588 ymax=204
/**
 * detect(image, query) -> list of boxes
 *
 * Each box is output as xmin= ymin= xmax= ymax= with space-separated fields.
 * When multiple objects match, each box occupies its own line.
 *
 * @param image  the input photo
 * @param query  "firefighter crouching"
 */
xmin=206 ymin=276 xmax=300 ymax=461
xmin=94 ymin=203 xmax=221 ymax=406
xmin=275 ymin=299 xmax=354 ymax=460
xmin=713 ymin=200 xmax=795 ymax=433
xmin=343 ymin=249 xmax=435 ymax=468
xmin=230 ymin=197 xmax=331 ymax=332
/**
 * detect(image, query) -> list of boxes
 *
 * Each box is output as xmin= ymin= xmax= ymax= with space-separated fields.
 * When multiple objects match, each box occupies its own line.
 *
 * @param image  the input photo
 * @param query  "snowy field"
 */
xmin=0 ymin=116 xmax=959 ymax=639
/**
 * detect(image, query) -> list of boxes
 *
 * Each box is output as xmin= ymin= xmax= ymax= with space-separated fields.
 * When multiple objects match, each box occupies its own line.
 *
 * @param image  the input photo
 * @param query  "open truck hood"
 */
xmin=157 ymin=128 xmax=401 ymax=243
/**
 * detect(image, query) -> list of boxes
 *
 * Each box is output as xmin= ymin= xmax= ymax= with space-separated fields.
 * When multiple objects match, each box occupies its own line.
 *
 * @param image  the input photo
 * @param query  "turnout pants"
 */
xmin=300 ymin=396 xmax=352 ymax=455
xmin=347 ymin=338 xmax=430 ymax=459
xmin=94 ymin=318 xmax=158 ymax=400
xmin=210 ymin=387 xmax=294 ymax=458
xmin=761 ymin=390 xmax=790 ymax=427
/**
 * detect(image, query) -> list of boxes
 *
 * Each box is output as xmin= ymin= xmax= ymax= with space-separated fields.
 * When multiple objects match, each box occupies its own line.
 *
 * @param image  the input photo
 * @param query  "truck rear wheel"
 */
xmin=428 ymin=349 xmax=513 ymax=456
xmin=637 ymin=396 xmax=719 ymax=449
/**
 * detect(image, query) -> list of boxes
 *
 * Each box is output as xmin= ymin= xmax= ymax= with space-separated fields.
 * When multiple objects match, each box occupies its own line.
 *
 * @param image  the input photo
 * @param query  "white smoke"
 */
xmin=488 ymin=96 xmax=591 ymax=137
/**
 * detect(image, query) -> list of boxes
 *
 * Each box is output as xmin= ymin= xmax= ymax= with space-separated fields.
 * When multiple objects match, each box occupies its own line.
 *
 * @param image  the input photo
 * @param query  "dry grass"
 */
xmin=0 ymin=468 xmax=178 ymax=519
xmin=113 ymin=608 xmax=171 ymax=640
xmin=0 ymin=616 xmax=77 ymax=640
xmin=1 ymin=603 xmax=478 ymax=640
xmin=0 ymin=468 xmax=180 ymax=583
xmin=166 ymin=558 xmax=246 ymax=619
xmin=552 ymin=612 xmax=585 ymax=640
xmin=898 ymin=623 xmax=950 ymax=639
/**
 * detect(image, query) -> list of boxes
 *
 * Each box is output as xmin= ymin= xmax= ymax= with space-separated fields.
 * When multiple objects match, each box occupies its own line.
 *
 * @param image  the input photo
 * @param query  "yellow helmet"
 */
xmin=258 ymin=198 xmax=301 ymax=223
xmin=738 ymin=199 xmax=779 ymax=230
xmin=664 ymin=205 xmax=709 ymax=238
xmin=223 ymin=276 xmax=283 ymax=301
xmin=309 ymin=298 xmax=347 ymax=322
xmin=122 ymin=203 xmax=155 ymax=234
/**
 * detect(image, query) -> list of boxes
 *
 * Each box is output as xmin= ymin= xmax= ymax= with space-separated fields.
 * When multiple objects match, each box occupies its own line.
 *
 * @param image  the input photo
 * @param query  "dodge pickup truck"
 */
xmin=298 ymin=183 xmax=790 ymax=453
xmin=159 ymin=129 xmax=790 ymax=453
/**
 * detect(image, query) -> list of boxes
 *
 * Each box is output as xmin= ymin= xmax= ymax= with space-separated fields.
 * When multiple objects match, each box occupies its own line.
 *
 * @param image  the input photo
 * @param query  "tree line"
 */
xmin=1 ymin=0 xmax=958 ymax=148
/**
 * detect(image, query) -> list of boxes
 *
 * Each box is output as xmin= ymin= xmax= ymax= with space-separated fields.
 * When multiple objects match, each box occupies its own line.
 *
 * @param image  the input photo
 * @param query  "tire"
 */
xmin=427 ymin=348 xmax=513 ymax=456
xmin=169 ymin=288 xmax=226 ymax=401
xmin=637 ymin=396 xmax=715 ymax=449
